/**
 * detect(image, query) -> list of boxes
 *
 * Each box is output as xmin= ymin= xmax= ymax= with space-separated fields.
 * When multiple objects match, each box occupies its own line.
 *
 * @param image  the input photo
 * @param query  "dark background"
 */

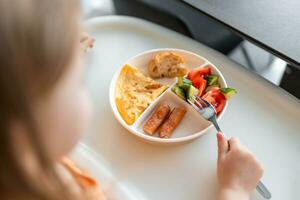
xmin=113 ymin=0 xmax=300 ymax=99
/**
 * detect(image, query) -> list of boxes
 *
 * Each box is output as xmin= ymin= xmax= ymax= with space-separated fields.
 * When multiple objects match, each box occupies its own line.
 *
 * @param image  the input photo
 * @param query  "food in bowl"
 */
xmin=159 ymin=106 xmax=187 ymax=138
xmin=111 ymin=49 xmax=232 ymax=143
xmin=148 ymin=52 xmax=188 ymax=78
xmin=143 ymin=103 xmax=171 ymax=135
xmin=143 ymin=102 xmax=187 ymax=138
xmin=115 ymin=64 xmax=168 ymax=125
xmin=172 ymin=65 xmax=236 ymax=115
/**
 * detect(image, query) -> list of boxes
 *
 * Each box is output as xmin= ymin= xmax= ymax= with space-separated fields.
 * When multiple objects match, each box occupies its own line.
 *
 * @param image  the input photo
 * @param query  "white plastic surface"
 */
xmin=82 ymin=16 xmax=300 ymax=200
xmin=109 ymin=48 xmax=228 ymax=144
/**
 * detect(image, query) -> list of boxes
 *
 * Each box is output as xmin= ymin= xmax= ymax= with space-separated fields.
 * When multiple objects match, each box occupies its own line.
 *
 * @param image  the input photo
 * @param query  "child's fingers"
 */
xmin=228 ymin=137 xmax=241 ymax=151
xmin=217 ymin=132 xmax=228 ymax=157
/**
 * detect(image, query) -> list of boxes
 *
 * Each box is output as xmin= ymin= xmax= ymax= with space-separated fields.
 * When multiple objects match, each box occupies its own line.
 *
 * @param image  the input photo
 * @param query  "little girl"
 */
xmin=0 ymin=0 xmax=263 ymax=199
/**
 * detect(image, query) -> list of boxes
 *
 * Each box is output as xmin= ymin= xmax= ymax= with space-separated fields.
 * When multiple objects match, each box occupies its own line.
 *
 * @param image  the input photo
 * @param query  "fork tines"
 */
xmin=187 ymin=99 xmax=201 ymax=111
xmin=190 ymin=96 xmax=207 ymax=109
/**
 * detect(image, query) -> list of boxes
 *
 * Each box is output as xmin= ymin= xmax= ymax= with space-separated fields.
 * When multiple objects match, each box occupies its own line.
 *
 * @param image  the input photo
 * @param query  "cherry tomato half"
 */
xmin=197 ymin=78 xmax=207 ymax=97
xmin=191 ymin=76 xmax=207 ymax=95
xmin=187 ymin=67 xmax=212 ymax=80
xmin=202 ymin=88 xmax=226 ymax=115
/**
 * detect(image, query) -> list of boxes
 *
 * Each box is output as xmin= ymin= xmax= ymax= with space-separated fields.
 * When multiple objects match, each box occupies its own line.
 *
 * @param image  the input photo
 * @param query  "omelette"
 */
xmin=115 ymin=64 xmax=168 ymax=125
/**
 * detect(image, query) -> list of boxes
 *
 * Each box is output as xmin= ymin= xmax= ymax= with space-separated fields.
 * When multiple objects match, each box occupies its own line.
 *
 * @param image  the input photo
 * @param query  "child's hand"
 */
xmin=80 ymin=32 xmax=95 ymax=52
xmin=217 ymin=132 xmax=263 ymax=200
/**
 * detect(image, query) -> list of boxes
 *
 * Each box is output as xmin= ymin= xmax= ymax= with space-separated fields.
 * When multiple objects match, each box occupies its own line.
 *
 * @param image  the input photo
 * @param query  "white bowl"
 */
xmin=109 ymin=48 xmax=228 ymax=145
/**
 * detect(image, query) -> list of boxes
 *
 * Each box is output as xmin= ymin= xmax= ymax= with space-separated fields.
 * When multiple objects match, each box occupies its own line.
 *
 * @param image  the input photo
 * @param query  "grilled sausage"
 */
xmin=159 ymin=106 xmax=187 ymax=138
xmin=143 ymin=103 xmax=170 ymax=135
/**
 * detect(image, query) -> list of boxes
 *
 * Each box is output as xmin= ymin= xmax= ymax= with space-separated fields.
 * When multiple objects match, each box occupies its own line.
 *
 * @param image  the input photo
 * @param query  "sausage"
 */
xmin=159 ymin=106 xmax=187 ymax=138
xmin=143 ymin=103 xmax=170 ymax=135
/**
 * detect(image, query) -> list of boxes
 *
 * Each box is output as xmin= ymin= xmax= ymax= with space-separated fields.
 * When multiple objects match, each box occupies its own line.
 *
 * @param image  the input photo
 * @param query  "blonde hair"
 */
xmin=0 ymin=0 xmax=81 ymax=199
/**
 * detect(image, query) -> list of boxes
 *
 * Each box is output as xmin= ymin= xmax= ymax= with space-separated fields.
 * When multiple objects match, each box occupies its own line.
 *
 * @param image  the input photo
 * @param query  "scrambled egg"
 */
xmin=115 ymin=64 xmax=168 ymax=125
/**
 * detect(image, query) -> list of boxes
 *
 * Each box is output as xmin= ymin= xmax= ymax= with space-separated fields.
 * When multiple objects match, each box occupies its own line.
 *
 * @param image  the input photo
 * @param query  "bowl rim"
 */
xmin=109 ymin=48 xmax=228 ymax=144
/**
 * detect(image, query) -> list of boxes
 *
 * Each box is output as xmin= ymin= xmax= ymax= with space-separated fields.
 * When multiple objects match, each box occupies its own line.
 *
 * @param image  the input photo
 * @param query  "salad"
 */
xmin=172 ymin=66 xmax=236 ymax=115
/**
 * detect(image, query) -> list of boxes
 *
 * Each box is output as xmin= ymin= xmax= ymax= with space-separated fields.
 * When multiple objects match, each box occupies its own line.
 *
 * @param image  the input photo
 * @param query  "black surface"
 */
xmin=114 ymin=0 xmax=242 ymax=54
xmin=113 ymin=0 xmax=192 ymax=38
xmin=182 ymin=0 xmax=300 ymax=69
xmin=280 ymin=66 xmax=300 ymax=99
xmin=113 ymin=0 xmax=300 ymax=100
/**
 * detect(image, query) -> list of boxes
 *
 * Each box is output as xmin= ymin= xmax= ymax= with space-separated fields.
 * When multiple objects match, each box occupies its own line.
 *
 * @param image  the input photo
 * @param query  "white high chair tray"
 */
xmin=71 ymin=144 xmax=147 ymax=200
xmin=81 ymin=16 xmax=300 ymax=200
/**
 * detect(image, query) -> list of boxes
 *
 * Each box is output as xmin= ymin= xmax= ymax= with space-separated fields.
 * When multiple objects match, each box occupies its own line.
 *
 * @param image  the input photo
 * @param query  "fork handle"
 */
xmin=256 ymin=180 xmax=272 ymax=199
xmin=209 ymin=116 xmax=272 ymax=199
xmin=210 ymin=115 xmax=222 ymax=132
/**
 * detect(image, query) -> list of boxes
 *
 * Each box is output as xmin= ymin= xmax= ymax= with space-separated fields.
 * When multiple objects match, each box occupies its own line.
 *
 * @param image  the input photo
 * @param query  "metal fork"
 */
xmin=188 ymin=96 xmax=272 ymax=199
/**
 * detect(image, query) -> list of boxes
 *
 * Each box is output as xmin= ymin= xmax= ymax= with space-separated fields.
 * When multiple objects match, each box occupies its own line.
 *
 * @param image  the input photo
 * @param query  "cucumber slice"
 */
xmin=177 ymin=77 xmax=192 ymax=91
xmin=186 ymin=85 xmax=199 ymax=100
xmin=205 ymin=75 xmax=219 ymax=86
xmin=177 ymin=76 xmax=184 ymax=86
xmin=179 ymin=83 xmax=191 ymax=91
xmin=172 ymin=86 xmax=186 ymax=100
xmin=205 ymin=84 xmax=220 ymax=92
xmin=177 ymin=77 xmax=192 ymax=86
xmin=220 ymin=87 xmax=237 ymax=99
xmin=183 ymin=77 xmax=192 ymax=85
